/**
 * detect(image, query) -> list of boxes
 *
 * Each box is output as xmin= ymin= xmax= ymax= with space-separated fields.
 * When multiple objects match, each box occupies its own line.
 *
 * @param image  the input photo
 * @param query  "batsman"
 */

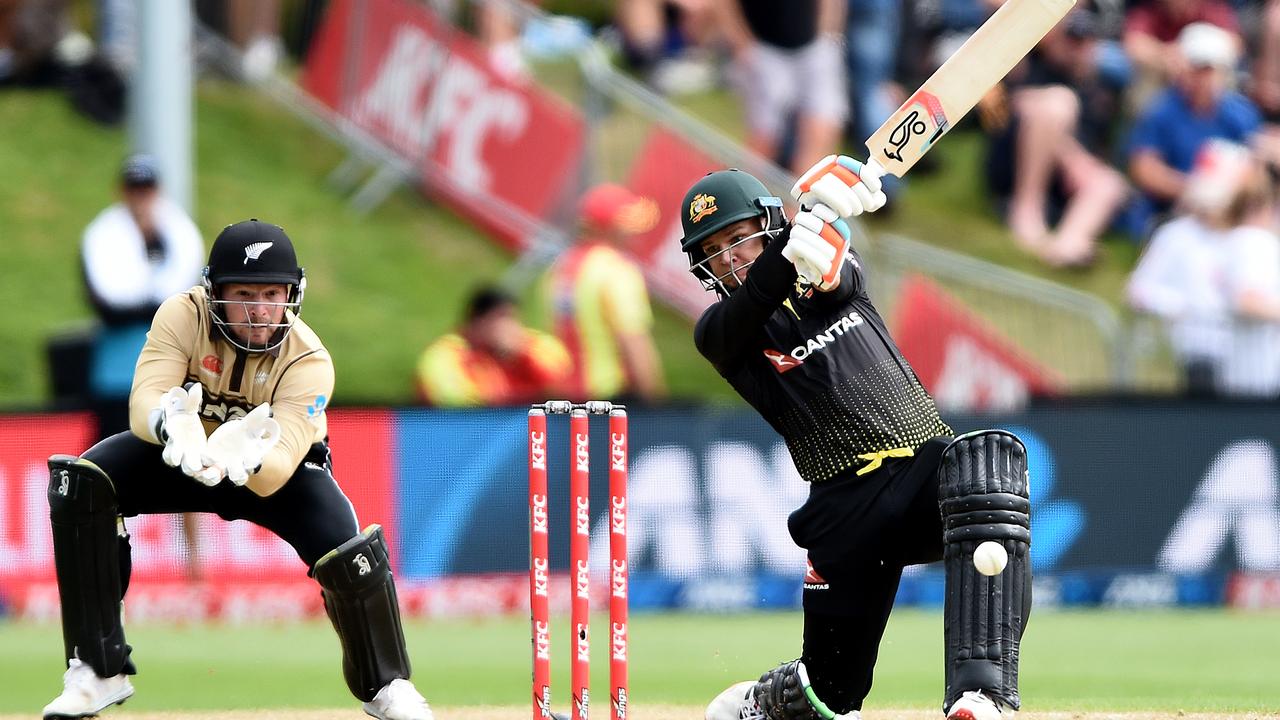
xmin=685 ymin=158 xmax=1032 ymax=720
xmin=41 ymin=220 xmax=431 ymax=720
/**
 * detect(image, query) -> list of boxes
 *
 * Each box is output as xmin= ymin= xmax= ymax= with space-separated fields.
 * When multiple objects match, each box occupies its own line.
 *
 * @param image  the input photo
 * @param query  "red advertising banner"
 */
xmin=623 ymin=128 xmax=723 ymax=318
xmin=302 ymin=0 xmax=584 ymax=249
xmin=893 ymin=274 xmax=1063 ymax=411
xmin=0 ymin=410 xmax=397 ymax=622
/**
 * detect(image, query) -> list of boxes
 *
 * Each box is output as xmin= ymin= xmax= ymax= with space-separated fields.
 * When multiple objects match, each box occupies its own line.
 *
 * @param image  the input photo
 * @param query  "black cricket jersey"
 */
xmin=695 ymin=232 xmax=952 ymax=483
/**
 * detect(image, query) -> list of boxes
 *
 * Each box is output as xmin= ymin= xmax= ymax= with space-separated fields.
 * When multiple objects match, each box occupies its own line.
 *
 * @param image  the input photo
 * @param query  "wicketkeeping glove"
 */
xmin=196 ymin=403 xmax=282 ymax=486
xmin=791 ymin=154 xmax=887 ymax=217
xmin=783 ymin=203 xmax=852 ymax=290
xmin=158 ymin=383 xmax=208 ymax=476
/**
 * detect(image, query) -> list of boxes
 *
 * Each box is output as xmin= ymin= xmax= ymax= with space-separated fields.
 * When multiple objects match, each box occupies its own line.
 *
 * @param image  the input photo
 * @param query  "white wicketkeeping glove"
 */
xmin=158 ymin=383 xmax=207 ymax=476
xmin=783 ymin=203 xmax=852 ymax=291
xmin=791 ymin=154 xmax=888 ymax=217
xmin=196 ymin=403 xmax=282 ymax=486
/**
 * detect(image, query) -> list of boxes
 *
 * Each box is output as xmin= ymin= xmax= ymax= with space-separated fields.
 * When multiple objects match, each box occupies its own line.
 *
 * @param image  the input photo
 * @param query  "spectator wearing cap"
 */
xmin=416 ymin=285 xmax=571 ymax=406
xmin=81 ymin=154 xmax=203 ymax=434
xmin=1125 ymin=22 xmax=1261 ymax=239
xmin=542 ymin=183 xmax=667 ymax=403
xmin=1122 ymin=0 xmax=1241 ymax=114
xmin=980 ymin=7 xmax=1129 ymax=267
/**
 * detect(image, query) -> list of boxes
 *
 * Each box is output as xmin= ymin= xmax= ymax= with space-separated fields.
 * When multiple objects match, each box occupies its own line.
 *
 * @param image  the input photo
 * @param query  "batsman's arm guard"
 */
xmin=313 ymin=524 xmax=411 ymax=702
xmin=939 ymin=430 xmax=1031 ymax=712
xmin=47 ymin=455 xmax=135 ymax=678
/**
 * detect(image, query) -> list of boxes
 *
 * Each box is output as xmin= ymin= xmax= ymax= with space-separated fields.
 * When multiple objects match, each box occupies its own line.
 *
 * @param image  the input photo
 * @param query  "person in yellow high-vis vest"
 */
xmin=544 ymin=183 xmax=667 ymax=402
xmin=416 ymin=286 xmax=571 ymax=407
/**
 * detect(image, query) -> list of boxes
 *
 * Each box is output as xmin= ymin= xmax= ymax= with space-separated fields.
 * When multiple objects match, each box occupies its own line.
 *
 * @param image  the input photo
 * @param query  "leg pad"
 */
xmin=47 ymin=455 xmax=133 ymax=677
xmin=314 ymin=524 xmax=411 ymax=702
xmin=939 ymin=431 xmax=1032 ymax=712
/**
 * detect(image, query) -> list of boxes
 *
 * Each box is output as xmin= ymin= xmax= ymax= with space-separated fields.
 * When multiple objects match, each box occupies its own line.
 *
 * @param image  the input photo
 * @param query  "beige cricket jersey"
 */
xmin=129 ymin=285 xmax=334 ymax=496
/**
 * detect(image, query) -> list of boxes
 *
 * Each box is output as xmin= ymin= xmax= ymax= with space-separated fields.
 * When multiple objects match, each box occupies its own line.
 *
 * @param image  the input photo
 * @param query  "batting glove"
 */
xmin=197 ymin=403 xmax=282 ymax=486
xmin=783 ymin=203 xmax=852 ymax=291
xmin=158 ymin=383 xmax=208 ymax=476
xmin=791 ymin=154 xmax=887 ymax=217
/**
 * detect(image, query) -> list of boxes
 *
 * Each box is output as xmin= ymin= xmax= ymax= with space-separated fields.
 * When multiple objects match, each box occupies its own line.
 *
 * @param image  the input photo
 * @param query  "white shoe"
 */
xmin=362 ymin=678 xmax=433 ymax=720
xmin=42 ymin=658 xmax=134 ymax=719
xmin=705 ymin=680 xmax=762 ymax=720
xmin=947 ymin=690 xmax=1014 ymax=720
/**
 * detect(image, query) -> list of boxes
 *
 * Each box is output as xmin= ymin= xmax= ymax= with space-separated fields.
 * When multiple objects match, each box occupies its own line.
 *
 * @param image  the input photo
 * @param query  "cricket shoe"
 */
xmin=705 ymin=679 xmax=863 ymax=720
xmin=42 ymin=658 xmax=134 ymax=719
xmin=946 ymin=690 xmax=1015 ymax=720
xmin=706 ymin=681 xmax=762 ymax=720
xmin=362 ymin=678 xmax=433 ymax=720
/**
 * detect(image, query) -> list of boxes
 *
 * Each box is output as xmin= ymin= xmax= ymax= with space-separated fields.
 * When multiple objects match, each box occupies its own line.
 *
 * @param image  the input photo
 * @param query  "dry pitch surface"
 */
xmin=3 ymin=709 xmax=1276 ymax=720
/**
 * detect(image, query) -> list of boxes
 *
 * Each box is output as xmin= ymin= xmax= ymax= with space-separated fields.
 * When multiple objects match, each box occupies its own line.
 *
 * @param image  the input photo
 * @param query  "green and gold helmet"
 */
xmin=678 ymin=169 xmax=786 ymax=294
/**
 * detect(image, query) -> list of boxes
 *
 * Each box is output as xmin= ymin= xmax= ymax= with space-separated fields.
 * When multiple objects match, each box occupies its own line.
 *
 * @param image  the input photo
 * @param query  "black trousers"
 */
xmin=787 ymin=437 xmax=951 ymax=714
xmin=73 ymin=431 xmax=362 ymax=676
xmin=83 ymin=431 xmax=360 ymax=571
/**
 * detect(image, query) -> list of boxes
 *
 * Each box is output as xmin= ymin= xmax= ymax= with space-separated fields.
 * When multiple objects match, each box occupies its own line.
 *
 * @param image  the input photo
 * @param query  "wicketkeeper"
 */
xmin=684 ymin=158 xmax=1032 ymax=720
xmin=42 ymin=220 xmax=432 ymax=720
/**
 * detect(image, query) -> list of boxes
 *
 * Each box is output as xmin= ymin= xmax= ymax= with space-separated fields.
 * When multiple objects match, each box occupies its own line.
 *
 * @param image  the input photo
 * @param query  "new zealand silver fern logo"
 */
xmin=243 ymin=242 xmax=273 ymax=264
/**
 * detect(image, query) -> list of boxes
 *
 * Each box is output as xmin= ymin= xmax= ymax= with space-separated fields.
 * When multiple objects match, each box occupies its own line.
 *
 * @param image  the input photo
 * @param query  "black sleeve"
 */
xmin=694 ymin=232 xmax=797 ymax=373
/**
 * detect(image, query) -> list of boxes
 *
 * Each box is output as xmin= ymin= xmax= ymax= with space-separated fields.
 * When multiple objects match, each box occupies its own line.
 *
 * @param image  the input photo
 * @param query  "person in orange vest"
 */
xmin=417 ymin=285 xmax=571 ymax=406
xmin=544 ymin=183 xmax=667 ymax=402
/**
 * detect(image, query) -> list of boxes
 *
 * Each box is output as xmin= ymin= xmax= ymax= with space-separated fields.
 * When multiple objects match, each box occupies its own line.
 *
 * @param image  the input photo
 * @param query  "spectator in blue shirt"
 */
xmin=1126 ymin=22 xmax=1261 ymax=238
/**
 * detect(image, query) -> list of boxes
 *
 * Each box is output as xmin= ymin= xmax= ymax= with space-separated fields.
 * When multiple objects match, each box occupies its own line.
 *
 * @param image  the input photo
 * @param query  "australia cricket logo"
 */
xmin=883 ymin=90 xmax=950 ymax=163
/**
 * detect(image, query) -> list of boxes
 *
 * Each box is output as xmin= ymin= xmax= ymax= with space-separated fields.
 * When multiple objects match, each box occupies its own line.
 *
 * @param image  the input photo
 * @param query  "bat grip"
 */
xmin=864 ymin=157 xmax=887 ymax=181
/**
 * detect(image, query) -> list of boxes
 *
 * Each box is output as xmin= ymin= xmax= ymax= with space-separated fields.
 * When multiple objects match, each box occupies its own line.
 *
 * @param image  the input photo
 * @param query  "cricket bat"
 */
xmin=865 ymin=0 xmax=1076 ymax=178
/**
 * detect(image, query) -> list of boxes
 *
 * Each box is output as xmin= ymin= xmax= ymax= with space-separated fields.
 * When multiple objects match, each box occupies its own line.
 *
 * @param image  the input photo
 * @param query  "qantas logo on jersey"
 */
xmin=803 ymin=559 xmax=829 ymax=591
xmin=763 ymin=349 xmax=803 ymax=372
xmin=764 ymin=310 xmax=867 ymax=372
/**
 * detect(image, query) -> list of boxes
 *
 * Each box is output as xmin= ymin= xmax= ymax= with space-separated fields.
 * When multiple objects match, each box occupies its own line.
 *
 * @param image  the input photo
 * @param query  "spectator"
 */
xmin=1250 ymin=0 xmax=1280 ymax=119
xmin=982 ymin=8 xmax=1129 ymax=267
xmin=82 ymin=154 xmax=204 ymax=435
xmin=1219 ymin=154 xmax=1280 ymax=397
xmin=196 ymin=0 xmax=283 ymax=82
xmin=0 ymin=0 xmax=68 ymax=85
xmin=1126 ymin=22 xmax=1260 ymax=239
xmin=1123 ymin=0 xmax=1240 ymax=113
xmin=416 ymin=285 xmax=571 ymax=406
xmin=1126 ymin=139 xmax=1247 ymax=396
xmin=543 ymin=183 xmax=666 ymax=403
xmin=717 ymin=0 xmax=848 ymax=174
xmin=614 ymin=0 xmax=718 ymax=95
xmin=845 ymin=0 xmax=905 ymax=197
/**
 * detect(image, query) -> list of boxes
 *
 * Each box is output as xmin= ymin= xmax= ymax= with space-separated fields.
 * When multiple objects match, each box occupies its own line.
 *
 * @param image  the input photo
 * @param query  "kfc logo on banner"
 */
xmin=892 ymin=274 xmax=1062 ymax=412
xmin=302 ymin=0 xmax=583 ymax=243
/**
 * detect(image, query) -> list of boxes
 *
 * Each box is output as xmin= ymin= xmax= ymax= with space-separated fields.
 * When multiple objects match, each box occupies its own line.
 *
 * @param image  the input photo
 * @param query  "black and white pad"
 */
xmin=313 ymin=524 xmax=411 ymax=702
xmin=938 ymin=431 xmax=1031 ymax=712
xmin=47 ymin=455 xmax=133 ymax=678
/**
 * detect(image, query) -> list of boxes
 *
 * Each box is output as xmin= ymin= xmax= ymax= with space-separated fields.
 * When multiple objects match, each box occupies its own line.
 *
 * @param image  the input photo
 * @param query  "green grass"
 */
xmin=0 ymin=83 xmax=733 ymax=407
xmin=2 ymin=609 xmax=1278 ymax=712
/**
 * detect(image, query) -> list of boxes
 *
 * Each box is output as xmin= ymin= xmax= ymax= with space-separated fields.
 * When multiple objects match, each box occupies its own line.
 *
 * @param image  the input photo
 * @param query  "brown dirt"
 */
xmin=4 ymin=707 xmax=1276 ymax=720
